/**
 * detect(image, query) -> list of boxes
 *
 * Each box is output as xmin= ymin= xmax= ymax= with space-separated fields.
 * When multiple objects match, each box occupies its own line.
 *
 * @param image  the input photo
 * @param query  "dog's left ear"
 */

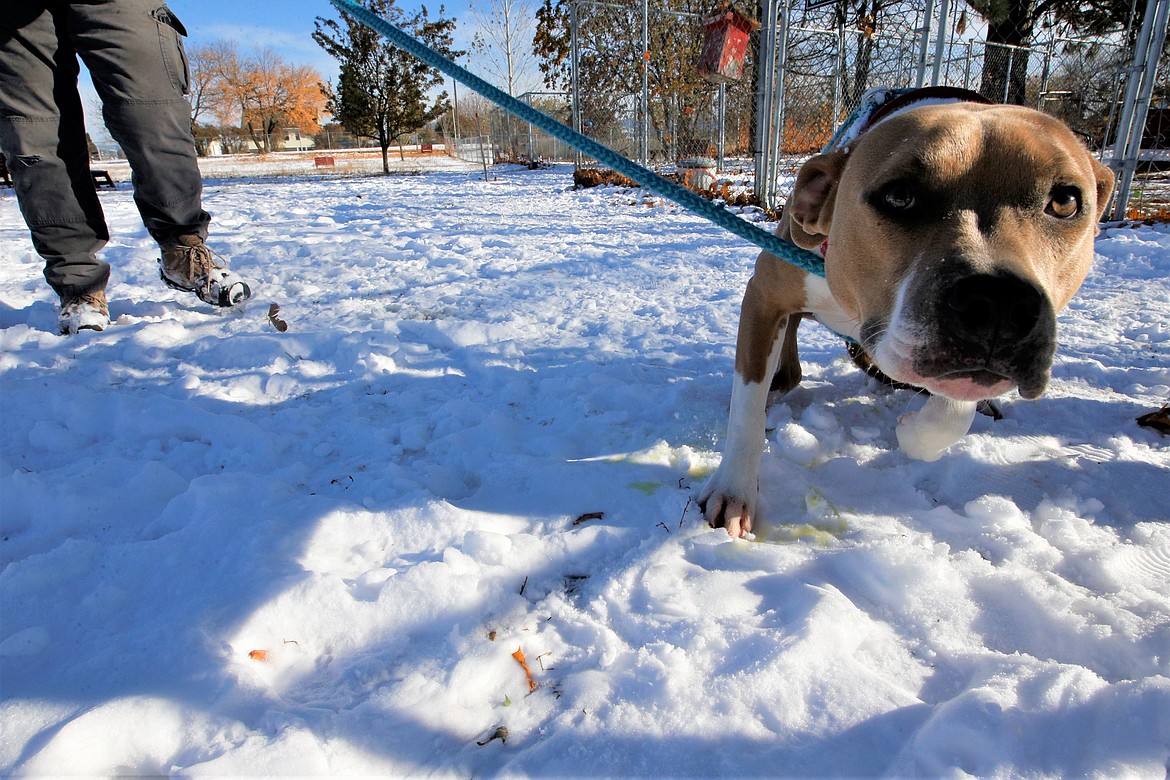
xmin=784 ymin=150 xmax=848 ymax=249
xmin=1090 ymin=156 xmax=1116 ymax=228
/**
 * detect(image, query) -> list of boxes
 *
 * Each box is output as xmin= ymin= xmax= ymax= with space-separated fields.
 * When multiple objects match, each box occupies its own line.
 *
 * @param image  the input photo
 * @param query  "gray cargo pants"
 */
xmin=0 ymin=0 xmax=209 ymax=298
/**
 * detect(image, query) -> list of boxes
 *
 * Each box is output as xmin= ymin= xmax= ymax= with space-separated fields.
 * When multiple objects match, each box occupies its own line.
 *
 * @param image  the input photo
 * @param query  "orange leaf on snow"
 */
xmin=512 ymin=647 xmax=537 ymax=693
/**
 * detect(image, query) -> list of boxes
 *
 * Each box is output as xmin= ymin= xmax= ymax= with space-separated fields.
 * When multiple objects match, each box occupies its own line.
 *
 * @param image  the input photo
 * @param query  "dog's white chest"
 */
xmin=803 ymin=275 xmax=860 ymax=342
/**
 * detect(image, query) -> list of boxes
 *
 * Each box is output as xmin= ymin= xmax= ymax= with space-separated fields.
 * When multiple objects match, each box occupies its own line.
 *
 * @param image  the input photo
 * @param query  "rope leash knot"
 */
xmin=328 ymin=0 xmax=828 ymax=277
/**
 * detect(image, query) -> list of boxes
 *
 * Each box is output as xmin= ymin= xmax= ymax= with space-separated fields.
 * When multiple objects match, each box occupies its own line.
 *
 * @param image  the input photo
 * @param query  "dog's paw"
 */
xmin=896 ymin=396 xmax=978 ymax=461
xmin=698 ymin=475 xmax=757 ymax=538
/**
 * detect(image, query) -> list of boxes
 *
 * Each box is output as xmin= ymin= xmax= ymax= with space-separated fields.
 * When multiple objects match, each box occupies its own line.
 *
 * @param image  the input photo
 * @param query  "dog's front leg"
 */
xmin=896 ymin=395 xmax=978 ymax=461
xmin=699 ymin=314 xmax=790 ymax=538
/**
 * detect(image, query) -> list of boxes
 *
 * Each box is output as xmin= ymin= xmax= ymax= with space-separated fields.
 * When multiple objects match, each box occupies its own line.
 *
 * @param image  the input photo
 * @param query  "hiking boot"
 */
xmin=159 ymin=235 xmax=251 ymax=307
xmin=59 ymin=289 xmax=110 ymax=335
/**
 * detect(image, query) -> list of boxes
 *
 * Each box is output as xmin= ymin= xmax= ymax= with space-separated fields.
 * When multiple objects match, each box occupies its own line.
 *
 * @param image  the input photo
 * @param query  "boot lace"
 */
xmin=62 ymin=289 xmax=108 ymax=315
xmin=174 ymin=243 xmax=229 ymax=298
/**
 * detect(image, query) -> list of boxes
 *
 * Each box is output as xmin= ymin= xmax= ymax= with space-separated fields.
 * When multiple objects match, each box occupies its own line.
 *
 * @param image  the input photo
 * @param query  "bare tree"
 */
xmin=186 ymin=41 xmax=233 ymax=129
xmin=469 ymin=0 xmax=541 ymax=97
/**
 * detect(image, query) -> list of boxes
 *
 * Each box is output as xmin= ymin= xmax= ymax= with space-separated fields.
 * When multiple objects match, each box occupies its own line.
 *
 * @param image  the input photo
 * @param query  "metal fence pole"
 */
xmin=1109 ymin=0 xmax=1170 ymax=220
xmin=833 ymin=24 xmax=844 ymax=125
xmin=930 ymin=0 xmax=951 ymax=86
xmin=571 ymin=0 xmax=582 ymax=168
xmin=915 ymin=0 xmax=937 ymax=88
xmin=1002 ymin=47 xmax=1014 ymax=103
xmin=717 ymin=82 xmax=726 ymax=172
xmin=524 ymin=94 xmax=535 ymax=161
xmin=1036 ymin=46 xmax=1051 ymax=107
xmin=768 ymin=0 xmax=792 ymax=202
xmin=641 ymin=0 xmax=650 ymax=165
xmin=753 ymin=0 xmax=775 ymax=206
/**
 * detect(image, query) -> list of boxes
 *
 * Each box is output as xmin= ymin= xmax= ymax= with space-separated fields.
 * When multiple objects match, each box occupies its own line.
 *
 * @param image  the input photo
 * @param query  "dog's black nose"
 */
xmin=944 ymin=273 xmax=1045 ymax=340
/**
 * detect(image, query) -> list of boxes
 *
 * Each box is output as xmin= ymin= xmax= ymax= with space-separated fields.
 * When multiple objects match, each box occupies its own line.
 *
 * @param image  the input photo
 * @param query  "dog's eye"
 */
xmin=881 ymin=184 xmax=917 ymax=211
xmin=1046 ymin=187 xmax=1081 ymax=219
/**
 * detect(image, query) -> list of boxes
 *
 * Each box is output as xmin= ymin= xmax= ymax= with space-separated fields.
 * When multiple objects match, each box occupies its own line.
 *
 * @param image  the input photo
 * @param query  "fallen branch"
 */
xmin=477 ymin=726 xmax=509 ymax=746
xmin=572 ymin=511 xmax=604 ymax=526
xmin=1137 ymin=404 xmax=1170 ymax=435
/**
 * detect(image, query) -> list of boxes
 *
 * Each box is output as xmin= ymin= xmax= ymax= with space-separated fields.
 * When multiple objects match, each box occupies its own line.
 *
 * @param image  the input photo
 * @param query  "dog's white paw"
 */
xmin=896 ymin=396 xmax=978 ymax=461
xmin=698 ymin=472 xmax=757 ymax=538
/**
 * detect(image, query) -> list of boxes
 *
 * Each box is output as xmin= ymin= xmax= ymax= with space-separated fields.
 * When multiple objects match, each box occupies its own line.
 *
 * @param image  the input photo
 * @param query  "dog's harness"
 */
xmin=823 ymin=86 xmax=992 ymax=157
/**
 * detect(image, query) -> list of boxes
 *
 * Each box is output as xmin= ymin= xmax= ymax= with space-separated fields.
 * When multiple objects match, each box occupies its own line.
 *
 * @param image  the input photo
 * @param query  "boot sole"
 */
xmin=160 ymin=270 xmax=252 ymax=307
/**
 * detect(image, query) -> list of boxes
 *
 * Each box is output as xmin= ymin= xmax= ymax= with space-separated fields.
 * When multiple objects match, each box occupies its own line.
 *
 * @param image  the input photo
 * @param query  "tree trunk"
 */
xmin=979 ymin=1 xmax=1035 ymax=105
xmin=851 ymin=32 xmax=875 ymax=108
xmin=246 ymin=122 xmax=267 ymax=154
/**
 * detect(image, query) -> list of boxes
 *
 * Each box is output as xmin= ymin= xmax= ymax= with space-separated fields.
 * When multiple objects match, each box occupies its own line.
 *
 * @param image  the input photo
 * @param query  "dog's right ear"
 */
xmin=784 ymin=150 xmax=848 ymax=249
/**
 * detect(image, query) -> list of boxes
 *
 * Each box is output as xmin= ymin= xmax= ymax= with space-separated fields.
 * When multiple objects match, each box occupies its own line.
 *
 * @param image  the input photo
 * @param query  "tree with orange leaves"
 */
xmin=187 ymin=42 xmax=326 ymax=154
xmin=233 ymin=49 xmax=325 ymax=153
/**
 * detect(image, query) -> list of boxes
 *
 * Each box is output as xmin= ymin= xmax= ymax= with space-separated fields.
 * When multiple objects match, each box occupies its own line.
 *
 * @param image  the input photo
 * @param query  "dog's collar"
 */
xmin=823 ymin=86 xmax=992 ymax=154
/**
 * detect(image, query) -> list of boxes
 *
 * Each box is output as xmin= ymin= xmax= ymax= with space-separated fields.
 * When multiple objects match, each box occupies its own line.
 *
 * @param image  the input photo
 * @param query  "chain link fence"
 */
xmin=487 ymin=92 xmax=577 ymax=163
xmin=450 ymin=135 xmax=496 ymax=167
xmin=568 ymin=0 xmax=760 ymax=169
xmin=547 ymin=0 xmax=1168 ymax=217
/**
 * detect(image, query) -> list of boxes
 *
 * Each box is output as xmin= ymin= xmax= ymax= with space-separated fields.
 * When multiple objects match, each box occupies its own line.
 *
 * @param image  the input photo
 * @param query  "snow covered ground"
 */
xmin=1 ymin=164 xmax=1168 ymax=777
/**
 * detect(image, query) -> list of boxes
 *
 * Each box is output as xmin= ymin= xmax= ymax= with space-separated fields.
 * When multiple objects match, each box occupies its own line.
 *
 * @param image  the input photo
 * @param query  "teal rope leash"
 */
xmin=328 ymin=0 xmax=827 ymax=277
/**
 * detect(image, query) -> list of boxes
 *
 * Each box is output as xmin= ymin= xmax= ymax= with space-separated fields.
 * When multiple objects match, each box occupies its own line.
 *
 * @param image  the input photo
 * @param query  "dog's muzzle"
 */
xmin=866 ymin=268 xmax=1057 ymax=400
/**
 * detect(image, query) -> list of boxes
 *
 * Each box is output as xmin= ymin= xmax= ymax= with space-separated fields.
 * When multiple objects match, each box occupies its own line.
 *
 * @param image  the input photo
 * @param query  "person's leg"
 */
xmin=0 ymin=0 xmax=112 ymax=299
xmin=66 ymin=0 xmax=249 ymax=306
xmin=64 ymin=0 xmax=208 ymax=244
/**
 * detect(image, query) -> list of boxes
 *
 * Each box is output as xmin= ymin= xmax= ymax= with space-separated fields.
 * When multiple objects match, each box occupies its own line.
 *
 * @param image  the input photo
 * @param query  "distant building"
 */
xmin=240 ymin=128 xmax=318 ymax=153
xmin=281 ymin=128 xmax=315 ymax=152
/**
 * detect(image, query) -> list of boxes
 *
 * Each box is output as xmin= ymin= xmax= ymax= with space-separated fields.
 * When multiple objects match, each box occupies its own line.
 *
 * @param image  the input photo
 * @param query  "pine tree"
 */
xmin=314 ymin=0 xmax=461 ymax=173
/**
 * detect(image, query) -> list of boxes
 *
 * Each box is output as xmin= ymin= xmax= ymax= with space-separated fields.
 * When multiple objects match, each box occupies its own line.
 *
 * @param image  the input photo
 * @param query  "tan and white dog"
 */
xmin=699 ymin=88 xmax=1115 ymax=537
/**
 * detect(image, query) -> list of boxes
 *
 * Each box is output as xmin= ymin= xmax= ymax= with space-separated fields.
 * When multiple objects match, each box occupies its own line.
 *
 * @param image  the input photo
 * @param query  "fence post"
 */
xmin=1002 ymin=47 xmax=1014 ymax=103
xmin=769 ymin=0 xmax=791 ymax=200
xmin=962 ymin=41 xmax=973 ymax=90
xmin=915 ymin=0 xmax=936 ymax=88
xmin=833 ymin=25 xmax=844 ymax=126
xmin=1108 ymin=0 xmax=1170 ymax=220
xmin=930 ymin=0 xmax=951 ymax=86
xmin=717 ymin=82 xmax=726 ymax=172
xmin=525 ymin=94 xmax=535 ymax=162
xmin=571 ymin=0 xmax=582 ymax=169
xmin=752 ymin=0 xmax=770 ymax=205
xmin=1036 ymin=46 xmax=1052 ymax=108
xmin=641 ymin=0 xmax=650 ymax=165
xmin=753 ymin=0 xmax=777 ymax=208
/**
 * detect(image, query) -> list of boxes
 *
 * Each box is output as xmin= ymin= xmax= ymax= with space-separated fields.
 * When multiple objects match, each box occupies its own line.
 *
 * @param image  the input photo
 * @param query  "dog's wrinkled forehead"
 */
xmin=848 ymin=104 xmax=1092 ymax=203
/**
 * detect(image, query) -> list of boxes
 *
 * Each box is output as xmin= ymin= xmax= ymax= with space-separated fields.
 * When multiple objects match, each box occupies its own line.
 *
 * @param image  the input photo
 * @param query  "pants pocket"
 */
xmin=152 ymin=5 xmax=190 ymax=95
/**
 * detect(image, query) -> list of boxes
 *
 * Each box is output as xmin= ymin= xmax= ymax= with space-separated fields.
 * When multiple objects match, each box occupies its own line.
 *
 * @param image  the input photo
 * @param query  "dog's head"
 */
xmin=784 ymin=101 xmax=1114 ymax=402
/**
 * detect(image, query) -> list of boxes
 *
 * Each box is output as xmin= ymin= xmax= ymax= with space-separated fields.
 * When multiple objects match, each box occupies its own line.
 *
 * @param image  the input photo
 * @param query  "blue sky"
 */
xmin=82 ymin=0 xmax=485 ymax=143
xmin=168 ymin=0 xmax=478 ymax=80
xmin=171 ymin=0 xmax=341 ymax=76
